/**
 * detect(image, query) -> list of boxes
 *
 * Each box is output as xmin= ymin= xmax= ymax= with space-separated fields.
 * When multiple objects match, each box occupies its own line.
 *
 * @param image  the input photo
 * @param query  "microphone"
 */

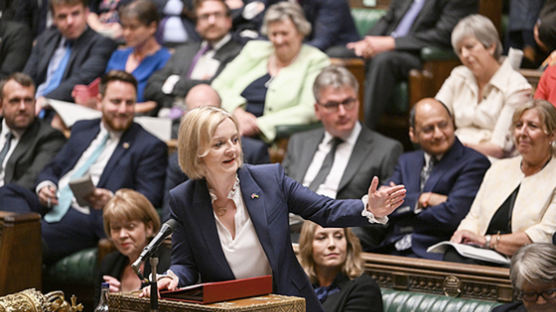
xmin=132 ymin=219 xmax=178 ymax=275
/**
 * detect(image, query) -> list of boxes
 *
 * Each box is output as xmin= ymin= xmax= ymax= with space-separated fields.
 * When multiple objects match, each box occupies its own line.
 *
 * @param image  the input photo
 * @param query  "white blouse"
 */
xmin=210 ymin=178 xmax=272 ymax=279
xmin=435 ymin=60 xmax=531 ymax=153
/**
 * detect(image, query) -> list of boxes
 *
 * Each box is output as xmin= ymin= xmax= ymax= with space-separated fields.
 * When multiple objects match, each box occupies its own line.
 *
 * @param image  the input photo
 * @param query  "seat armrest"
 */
xmin=421 ymin=46 xmax=458 ymax=61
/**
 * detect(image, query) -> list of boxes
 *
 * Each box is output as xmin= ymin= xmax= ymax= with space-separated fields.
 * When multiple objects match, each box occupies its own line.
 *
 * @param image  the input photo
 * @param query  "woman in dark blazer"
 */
xmin=146 ymin=107 xmax=405 ymax=311
xmin=299 ymin=221 xmax=383 ymax=312
xmin=96 ymin=189 xmax=170 ymax=302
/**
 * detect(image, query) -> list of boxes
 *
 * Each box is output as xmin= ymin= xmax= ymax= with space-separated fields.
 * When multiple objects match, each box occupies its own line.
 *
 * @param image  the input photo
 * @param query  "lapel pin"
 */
xmin=251 ymin=193 xmax=259 ymax=199
xmin=123 ymin=142 xmax=130 ymax=149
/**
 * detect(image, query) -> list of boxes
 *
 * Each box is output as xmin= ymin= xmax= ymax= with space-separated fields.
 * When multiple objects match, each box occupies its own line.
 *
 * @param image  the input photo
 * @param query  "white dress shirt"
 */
xmin=302 ymin=122 xmax=361 ymax=198
xmin=210 ymin=177 xmax=272 ymax=279
xmin=36 ymin=122 xmax=122 ymax=214
xmin=0 ymin=119 xmax=23 ymax=186
xmin=190 ymin=34 xmax=231 ymax=80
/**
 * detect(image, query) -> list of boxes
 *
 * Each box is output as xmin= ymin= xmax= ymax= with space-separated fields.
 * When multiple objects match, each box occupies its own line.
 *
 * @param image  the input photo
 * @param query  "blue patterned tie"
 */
xmin=44 ymin=133 xmax=110 ymax=223
xmin=42 ymin=41 xmax=72 ymax=96
xmin=0 ymin=132 xmax=14 ymax=175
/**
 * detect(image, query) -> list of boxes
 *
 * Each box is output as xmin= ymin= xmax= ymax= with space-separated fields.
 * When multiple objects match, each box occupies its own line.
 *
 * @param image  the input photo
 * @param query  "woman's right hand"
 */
xmin=139 ymin=271 xmax=179 ymax=298
xmin=450 ymin=229 xmax=486 ymax=247
xmin=103 ymin=275 xmax=121 ymax=292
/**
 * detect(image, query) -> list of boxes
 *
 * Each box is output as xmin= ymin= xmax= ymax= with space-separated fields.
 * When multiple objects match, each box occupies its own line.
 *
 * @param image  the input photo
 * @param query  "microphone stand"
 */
xmin=149 ymin=256 xmax=159 ymax=312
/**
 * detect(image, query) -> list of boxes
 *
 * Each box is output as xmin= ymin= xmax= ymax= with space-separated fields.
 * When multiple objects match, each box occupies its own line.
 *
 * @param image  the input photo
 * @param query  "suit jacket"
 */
xmin=374 ymin=138 xmax=490 ymax=259
xmin=457 ymin=156 xmax=556 ymax=244
xmin=0 ymin=20 xmax=33 ymax=79
xmin=282 ymin=124 xmax=402 ymax=199
xmin=144 ymin=38 xmax=243 ymax=109
xmin=23 ymin=27 xmax=116 ymax=102
xmin=168 ymin=164 xmax=373 ymax=312
xmin=1 ymin=118 xmax=66 ymax=190
xmin=212 ymin=40 xmax=330 ymax=141
xmin=161 ymin=136 xmax=269 ymax=220
xmin=369 ymin=0 xmax=478 ymax=51
xmin=37 ymin=119 xmax=168 ymax=207
xmin=321 ymin=273 xmax=383 ymax=312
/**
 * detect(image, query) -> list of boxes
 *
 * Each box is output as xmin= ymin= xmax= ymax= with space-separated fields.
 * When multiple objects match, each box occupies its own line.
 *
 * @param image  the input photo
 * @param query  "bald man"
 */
xmin=356 ymin=98 xmax=491 ymax=259
xmin=162 ymin=84 xmax=269 ymax=220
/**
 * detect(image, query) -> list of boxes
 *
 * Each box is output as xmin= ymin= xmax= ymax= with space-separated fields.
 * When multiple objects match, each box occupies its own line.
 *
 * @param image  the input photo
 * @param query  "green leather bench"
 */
xmin=381 ymin=288 xmax=502 ymax=312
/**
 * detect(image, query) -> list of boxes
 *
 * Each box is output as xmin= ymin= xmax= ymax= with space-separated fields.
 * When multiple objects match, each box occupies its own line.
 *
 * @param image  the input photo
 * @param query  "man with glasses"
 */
xmin=493 ymin=243 xmax=556 ymax=312
xmin=144 ymin=0 xmax=243 ymax=114
xmin=362 ymin=98 xmax=490 ymax=257
xmin=283 ymin=65 xmax=402 ymax=240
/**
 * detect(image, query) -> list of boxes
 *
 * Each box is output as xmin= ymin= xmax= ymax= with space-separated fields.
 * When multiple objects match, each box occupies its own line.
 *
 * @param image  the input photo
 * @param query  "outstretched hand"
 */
xmin=367 ymin=177 xmax=406 ymax=218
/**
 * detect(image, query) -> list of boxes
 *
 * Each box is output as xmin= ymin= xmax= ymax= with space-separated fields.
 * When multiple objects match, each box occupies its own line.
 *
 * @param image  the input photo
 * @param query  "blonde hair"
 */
xmin=103 ymin=189 xmax=161 ymax=237
xmin=298 ymin=221 xmax=364 ymax=284
xmin=512 ymin=99 xmax=556 ymax=155
xmin=260 ymin=1 xmax=311 ymax=37
xmin=177 ymin=106 xmax=243 ymax=179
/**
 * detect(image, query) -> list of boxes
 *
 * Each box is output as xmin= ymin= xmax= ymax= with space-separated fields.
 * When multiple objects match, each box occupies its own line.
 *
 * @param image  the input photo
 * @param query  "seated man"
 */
xmin=0 ymin=73 xmax=66 ymax=191
xmin=144 ymin=0 xmax=243 ymax=114
xmin=360 ymin=98 xmax=490 ymax=259
xmin=282 ymin=65 xmax=402 ymax=238
xmin=23 ymin=0 xmax=116 ymax=109
xmin=19 ymin=70 xmax=167 ymax=264
xmin=162 ymin=83 xmax=269 ymax=220
xmin=346 ymin=0 xmax=478 ymax=129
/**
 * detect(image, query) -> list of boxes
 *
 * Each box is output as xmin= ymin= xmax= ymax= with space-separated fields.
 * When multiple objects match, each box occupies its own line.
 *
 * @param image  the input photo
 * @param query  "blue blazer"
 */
xmin=168 ymin=164 xmax=371 ymax=312
xmin=37 ymin=118 xmax=168 ymax=207
xmin=375 ymin=138 xmax=490 ymax=259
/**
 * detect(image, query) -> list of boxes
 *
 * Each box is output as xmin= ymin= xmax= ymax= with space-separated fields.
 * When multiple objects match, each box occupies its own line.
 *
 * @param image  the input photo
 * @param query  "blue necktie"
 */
xmin=42 ymin=41 xmax=72 ymax=96
xmin=0 ymin=132 xmax=14 ymax=175
xmin=392 ymin=0 xmax=426 ymax=38
xmin=44 ymin=133 xmax=110 ymax=223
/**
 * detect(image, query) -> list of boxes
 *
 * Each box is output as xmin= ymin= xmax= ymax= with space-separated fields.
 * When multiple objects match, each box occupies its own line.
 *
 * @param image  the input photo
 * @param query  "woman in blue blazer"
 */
xmin=149 ymin=107 xmax=405 ymax=311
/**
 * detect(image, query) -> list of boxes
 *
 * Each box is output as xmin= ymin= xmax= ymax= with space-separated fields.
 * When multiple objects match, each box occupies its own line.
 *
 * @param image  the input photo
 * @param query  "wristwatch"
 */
xmin=484 ymin=235 xmax=492 ymax=249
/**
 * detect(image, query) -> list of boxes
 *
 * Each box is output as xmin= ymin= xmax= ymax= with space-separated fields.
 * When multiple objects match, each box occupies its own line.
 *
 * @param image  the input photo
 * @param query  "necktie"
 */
xmin=44 ymin=133 xmax=110 ymax=223
xmin=420 ymin=156 xmax=437 ymax=191
xmin=42 ymin=40 xmax=72 ymax=96
xmin=309 ymin=137 xmax=343 ymax=192
xmin=187 ymin=44 xmax=212 ymax=78
xmin=0 ymin=132 xmax=14 ymax=174
xmin=391 ymin=0 xmax=426 ymax=38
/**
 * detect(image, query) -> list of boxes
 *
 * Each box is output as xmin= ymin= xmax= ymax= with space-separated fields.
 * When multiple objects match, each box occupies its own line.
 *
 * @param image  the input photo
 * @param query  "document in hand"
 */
xmin=427 ymin=241 xmax=510 ymax=265
xmin=160 ymin=275 xmax=273 ymax=304
xmin=68 ymin=174 xmax=95 ymax=207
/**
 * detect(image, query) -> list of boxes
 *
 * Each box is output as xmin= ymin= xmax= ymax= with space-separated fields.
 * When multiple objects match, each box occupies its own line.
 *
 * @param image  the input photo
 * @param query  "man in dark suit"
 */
xmin=362 ymin=98 xmax=490 ymax=259
xmin=283 ymin=65 xmax=402 ymax=200
xmin=282 ymin=65 xmax=402 ymax=240
xmin=23 ymin=0 xmax=116 ymax=110
xmin=346 ymin=0 xmax=478 ymax=129
xmin=33 ymin=70 xmax=167 ymax=263
xmin=162 ymin=84 xmax=269 ymax=220
xmin=144 ymin=0 xmax=243 ymax=112
xmin=0 ymin=73 xmax=66 ymax=190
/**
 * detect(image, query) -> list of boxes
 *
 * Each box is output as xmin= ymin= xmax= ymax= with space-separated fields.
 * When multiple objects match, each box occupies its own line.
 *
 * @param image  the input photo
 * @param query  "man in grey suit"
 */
xmin=0 ymin=73 xmax=66 ymax=191
xmin=283 ymin=65 xmax=402 ymax=239
xmin=144 ymin=0 xmax=243 ymax=113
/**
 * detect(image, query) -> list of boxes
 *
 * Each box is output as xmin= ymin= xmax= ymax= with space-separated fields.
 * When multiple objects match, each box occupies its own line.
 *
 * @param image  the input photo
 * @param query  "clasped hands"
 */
xmin=346 ymin=36 xmax=396 ymax=59
xmin=38 ymin=185 xmax=113 ymax=210
xmin=367 ymin=177 xmax=406 ymax=218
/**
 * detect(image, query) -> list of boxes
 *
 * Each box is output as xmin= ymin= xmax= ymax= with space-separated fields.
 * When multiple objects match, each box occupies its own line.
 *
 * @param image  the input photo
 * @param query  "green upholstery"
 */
xmin=351 ymin=8 xmax=387 ymax=37
xmin=386 ymin=82 xmax=409 ymax=115
xmin=421 ymin=46 xmax=458 ymax=61
xmin=381 ymin=288 xmax=502 ymax=312
xmin=43 ymin=247 xmax=98 ymax=286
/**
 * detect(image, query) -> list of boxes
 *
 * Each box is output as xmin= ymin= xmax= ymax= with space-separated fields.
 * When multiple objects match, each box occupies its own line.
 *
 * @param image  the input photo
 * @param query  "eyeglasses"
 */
xmin=317 ymin=97 xmax=357 ymax=112
xmin=518 ymin=288 xmax=556 ymax=302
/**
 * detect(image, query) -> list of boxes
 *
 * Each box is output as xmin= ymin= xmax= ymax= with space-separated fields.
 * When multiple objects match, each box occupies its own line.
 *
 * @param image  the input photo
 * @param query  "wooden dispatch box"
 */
xmin=108 ymin=292 xmax=305 ymax=312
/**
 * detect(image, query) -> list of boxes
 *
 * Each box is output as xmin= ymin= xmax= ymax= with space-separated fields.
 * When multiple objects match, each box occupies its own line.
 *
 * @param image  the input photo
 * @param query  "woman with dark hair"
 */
xmin=298 ymin=221 xmax=383 ymax=312
xmin=105 ymin=0 xmax=171 ymax=113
